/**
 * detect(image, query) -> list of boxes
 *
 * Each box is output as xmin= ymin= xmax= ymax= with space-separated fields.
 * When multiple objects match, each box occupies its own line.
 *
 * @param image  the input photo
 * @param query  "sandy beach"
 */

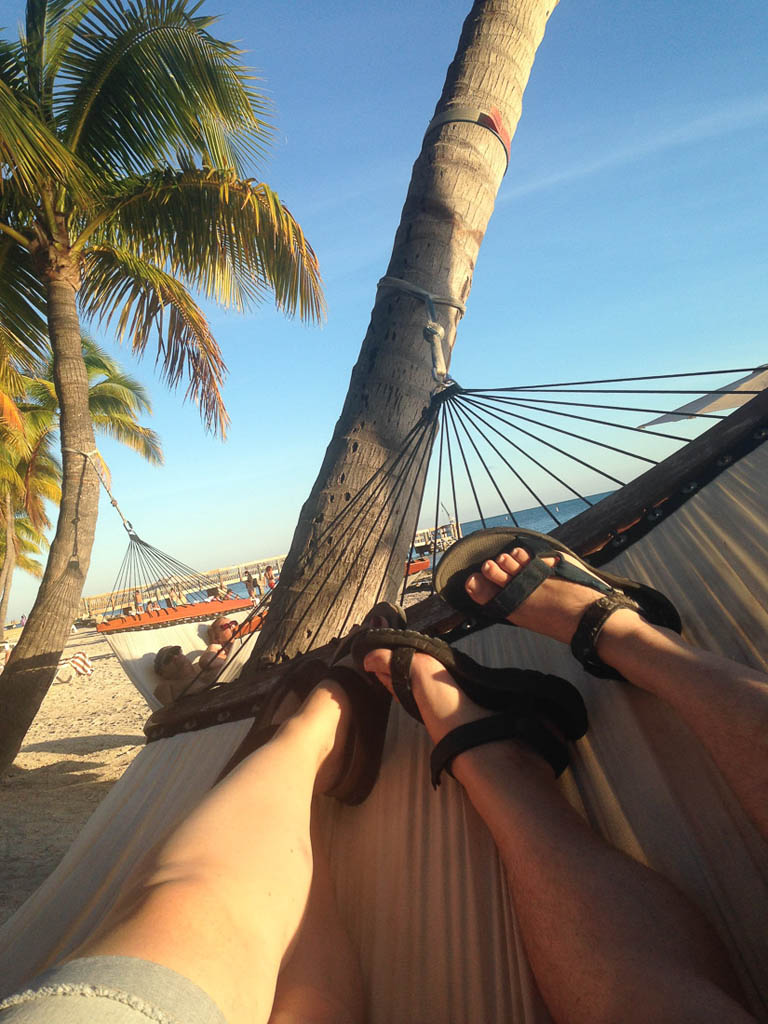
xmin=0 ymin=581 xmax=433 ymax=931
xmin=0 ymin=628 xmax=148 ymax=927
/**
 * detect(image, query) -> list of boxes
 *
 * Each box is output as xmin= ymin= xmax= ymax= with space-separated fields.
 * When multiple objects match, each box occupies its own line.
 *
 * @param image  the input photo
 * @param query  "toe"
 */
xmin=361 ymin=649 xmax=394 ymax=693
xmin=480 ymin=556 xmax=518 ymax=588
xmin=497 ymin=547 xmax=530 ymax=572
xmin=465 ymin=571 xmax=499 ymax=605
xmin=465 ymin=550 xmax=529 ymax=607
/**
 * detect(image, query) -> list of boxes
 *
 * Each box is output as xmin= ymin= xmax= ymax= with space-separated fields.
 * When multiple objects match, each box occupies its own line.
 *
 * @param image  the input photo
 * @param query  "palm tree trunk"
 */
xmin=252 ymin=0 xmax=558 ymax=664
xmin=0 ymin=495 xmax=16 ymax=641
xmin=0 ymin=274 xmax=100 ymax=775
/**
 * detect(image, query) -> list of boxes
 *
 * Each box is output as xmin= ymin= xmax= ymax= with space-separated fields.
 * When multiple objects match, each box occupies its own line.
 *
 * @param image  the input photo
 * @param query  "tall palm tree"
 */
xmin=0 ymin=0 xmax=324 ymax=772
xmin=0 ymin=403 xmax=60 ymax=643
xmin=0 ymin=335 xmax=161 ymax=639
xmin=254 ymin=0 xmax=558 ymax=664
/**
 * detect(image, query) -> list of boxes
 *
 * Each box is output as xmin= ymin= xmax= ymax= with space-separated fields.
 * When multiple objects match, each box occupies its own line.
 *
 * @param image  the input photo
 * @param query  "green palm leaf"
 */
xmin=86 ymin=168 xmax=325 ymax=322
xmin=59 ymin=0 xmax=272 ymax=176
xmin=90 ymin=413 xmax=162 ymax=464
xmin=79 ymin=244 xmax=228 ymax=434
xmin=0 ymin=40 xmax=91 ymax=198
xmin=0 ymin=240 xmax=51 ymax=363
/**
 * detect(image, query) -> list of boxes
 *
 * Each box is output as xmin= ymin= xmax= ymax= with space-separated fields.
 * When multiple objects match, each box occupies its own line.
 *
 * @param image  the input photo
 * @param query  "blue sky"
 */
xmin=1 ymin=0 xmax=767 ymax=618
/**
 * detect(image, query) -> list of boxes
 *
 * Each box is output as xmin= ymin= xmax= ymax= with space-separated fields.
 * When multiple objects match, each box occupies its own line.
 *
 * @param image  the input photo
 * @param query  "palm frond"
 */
xmin=0 ymin=392 xmax=23 ymax=432
xmin=0 ymin=239 xmax=51 ymax=363
xmin=91 ymin=413 xmax=163 ymax=464
xmin=59 ymin=0 xmax=273 ymax=176
xmin=15 ymin=395 xmax=56 ymax=433
xmin=0 ymin=356 xmax=30 ymax=398
xmin=87 ymin=168 xmax=325 ymax=322
xmin=30 ymin=0 xmax=102 ymax=119
xmin=15 ymin=552 xmax=44 ymax=576
xmin=0 ymin=460 xmax=27 ymax=501
xmin=79 ymin=244 xmax=227 ymax=435
xmin=0 ymin=51 xmax=92 ymax=198
xmin=13 ymin=513 xmax=49 ymax=548
xmin=81 ymin=336 xmax=153 ymax=412
xmin=86 ymin=381 xmax=152 ymax=417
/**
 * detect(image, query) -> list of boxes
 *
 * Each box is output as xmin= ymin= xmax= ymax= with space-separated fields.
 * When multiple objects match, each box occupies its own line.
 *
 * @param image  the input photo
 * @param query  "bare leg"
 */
xmin=362 ymin=648 xmax=754 ymax=1024
xmin=466 ymin=550 xmax=768 ymax=839
xmin=268 ymin=815 xmax=365 ymax=1024
xmin=72 ymin=682 xmax=360 ymax=1024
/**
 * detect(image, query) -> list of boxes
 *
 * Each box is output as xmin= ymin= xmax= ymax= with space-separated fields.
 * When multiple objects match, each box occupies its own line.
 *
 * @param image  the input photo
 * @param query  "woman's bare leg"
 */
xmin=466 ymin=550 xmax=768 ymax=839
xmin=362 ymin=648 xmax=754 ymax=1024
xmin=72 ymin=682 xmax=360 ymax=1024
xmin=268 ymin=815 xmax=365 ymax=1024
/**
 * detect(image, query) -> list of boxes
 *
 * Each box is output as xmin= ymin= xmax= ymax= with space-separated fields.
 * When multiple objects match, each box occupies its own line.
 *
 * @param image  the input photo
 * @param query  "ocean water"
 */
xmin=110 ymin=493 xmax=613 ymax=615
xmin=460 ymin=490 xmax=614 ymax=538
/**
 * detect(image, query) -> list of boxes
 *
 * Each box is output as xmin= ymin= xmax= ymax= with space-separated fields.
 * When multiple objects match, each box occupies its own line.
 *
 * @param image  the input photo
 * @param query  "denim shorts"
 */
xmin=0 ymin=956 xmax=227 ymax=1023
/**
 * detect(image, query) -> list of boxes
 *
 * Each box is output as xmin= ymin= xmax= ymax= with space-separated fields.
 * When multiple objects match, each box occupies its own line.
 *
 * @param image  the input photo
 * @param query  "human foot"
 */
xmin=362 ymin=644 xmax=572 ymax=782
xmin=351 ymin=628 xmax=588 ymax=742
xmin=330 ymin=601 xmax=407 ymax=665
xmin=435 ymin=528 xmax=680 ymax=668
xmin=434 ymin=528 xmax=681 ymax=679
xmin=465 ymin=547 xmax=642 ymax=648
xmin=303 ymin=666 xmax=391 ymax=805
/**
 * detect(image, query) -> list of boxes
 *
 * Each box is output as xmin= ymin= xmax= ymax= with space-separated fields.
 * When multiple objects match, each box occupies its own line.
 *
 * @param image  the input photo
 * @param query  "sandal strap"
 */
xmin=484 ymin=549 xmax=613 ymax=621
xmin=389 ymin=646 xmax=422 ymax=722
xmin=430 ymin=711 xmax=569 ymax=787
xmin=352 ymin=628 xmax=588 ymax=737
xmin=484 ymin=553 xmax=554 ymax=619
xmin=570 ymin=594 xmax=640 ymax=678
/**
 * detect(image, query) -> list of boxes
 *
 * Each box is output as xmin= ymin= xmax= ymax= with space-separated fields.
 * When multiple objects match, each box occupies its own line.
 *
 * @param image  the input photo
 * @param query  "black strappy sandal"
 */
xmin=434 ymin=527 xmax=682 ymax=679
xmin=351 ymin=628 xmax=586 ymax=783
xmin=330 ymin=600 xmax=407 ymax=665
xmin=216 ymin=659 xmax=391 ymax=805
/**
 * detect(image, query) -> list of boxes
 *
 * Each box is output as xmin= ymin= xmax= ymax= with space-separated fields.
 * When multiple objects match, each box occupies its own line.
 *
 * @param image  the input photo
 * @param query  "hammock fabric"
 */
xmin=2 ymin=371 xmax=767 ymax=1022
xmin=2 ymin=444 xmax=768 ymax=1021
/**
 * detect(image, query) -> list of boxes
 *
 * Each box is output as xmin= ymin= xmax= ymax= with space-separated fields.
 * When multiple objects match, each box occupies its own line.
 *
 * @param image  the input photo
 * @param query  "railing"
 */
xmin=78 ymin=556 xmax=286 ymax=619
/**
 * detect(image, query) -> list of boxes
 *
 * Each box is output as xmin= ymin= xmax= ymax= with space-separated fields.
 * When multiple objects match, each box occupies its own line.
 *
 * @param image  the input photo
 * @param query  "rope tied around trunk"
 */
xmin=377 ymin=276 xmax=466 ymax=384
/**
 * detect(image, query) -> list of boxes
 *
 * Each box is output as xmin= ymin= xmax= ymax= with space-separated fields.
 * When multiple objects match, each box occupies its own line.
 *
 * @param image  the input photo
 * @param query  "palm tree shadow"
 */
xmin=22 ymin=734 xmax=143 ymax=755
xmin=8 ymin=759 xmax=108 ymax=783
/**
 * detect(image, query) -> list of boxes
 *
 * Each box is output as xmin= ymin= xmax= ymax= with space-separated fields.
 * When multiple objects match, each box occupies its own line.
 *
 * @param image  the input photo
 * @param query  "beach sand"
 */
xmin=0 ymin=628 xmax=148 ymax=927
xmin=0 ymin=582 xmax=434 ymax=930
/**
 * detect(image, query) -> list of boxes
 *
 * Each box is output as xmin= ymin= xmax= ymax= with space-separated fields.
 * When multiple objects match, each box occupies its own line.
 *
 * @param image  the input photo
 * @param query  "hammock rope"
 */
xmin=94 ymin=366 xmax=767 ymax=698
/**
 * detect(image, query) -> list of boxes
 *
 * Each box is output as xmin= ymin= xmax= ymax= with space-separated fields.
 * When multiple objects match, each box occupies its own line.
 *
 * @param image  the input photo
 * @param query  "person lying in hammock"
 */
xmin=5 ymin=532 xmax=766 ymax=1024
xmin=203 ymin=613 xmax=266 ymax=662
xmin=153 ymin=616 xmax=266 ymax=704
xmin=152 ymin=643 xmax=225 ymax=705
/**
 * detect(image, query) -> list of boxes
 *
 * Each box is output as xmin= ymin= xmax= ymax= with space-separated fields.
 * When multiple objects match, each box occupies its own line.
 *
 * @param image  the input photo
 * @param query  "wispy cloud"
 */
xmin=501 ymin=94 xmax=768 ymax=203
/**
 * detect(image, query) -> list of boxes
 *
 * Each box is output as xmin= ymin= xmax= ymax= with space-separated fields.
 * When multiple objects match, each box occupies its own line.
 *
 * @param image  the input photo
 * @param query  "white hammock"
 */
xmin=103 ymin=609 xmax=258 ymax=709
xmin=1 ymin=445 xmax=767 ymax=1021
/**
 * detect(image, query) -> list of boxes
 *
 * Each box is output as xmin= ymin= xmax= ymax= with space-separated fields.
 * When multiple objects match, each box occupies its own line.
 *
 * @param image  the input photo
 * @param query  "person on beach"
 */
xmin=151 ymin=644 xmax=225 ymax=705
xmin=245 ymin=569 xmax=257 ymax=601
xmin=3 ymin=541 xmax=767 ymax=1023
xmin=199 ymin=616 xmax=263 ymax=673
xmin=265 ymin=565 xmax=276 ymax=590
xmin=152 ymin=618 xmax=266 ymax=705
